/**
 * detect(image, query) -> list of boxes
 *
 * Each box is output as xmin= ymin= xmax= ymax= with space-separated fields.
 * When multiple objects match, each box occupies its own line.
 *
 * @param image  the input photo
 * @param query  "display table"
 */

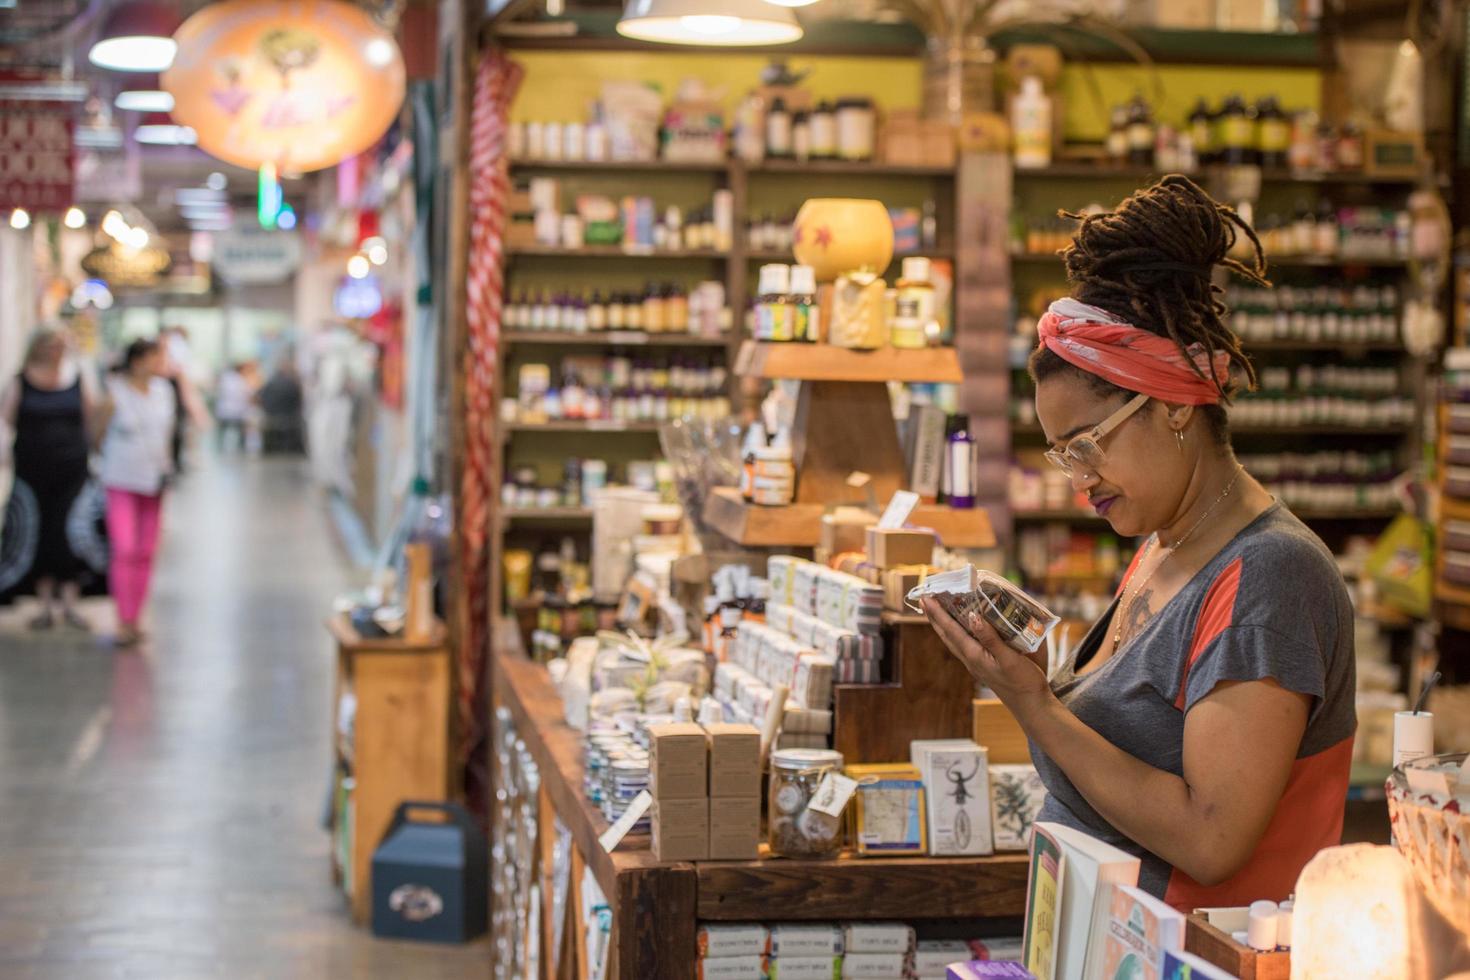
xmin=327 ymin=615 xmax=451 ymax=923
xmin=493 ymin=643 xmax=1029 ymax=980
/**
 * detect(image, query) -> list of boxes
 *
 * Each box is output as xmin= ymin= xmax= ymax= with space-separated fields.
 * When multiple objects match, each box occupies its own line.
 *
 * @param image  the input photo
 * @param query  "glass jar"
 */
xmin=768 ymin=748 xmax=846 ymax=858
xmin=835 ymin=98 xmax=876 ymax=161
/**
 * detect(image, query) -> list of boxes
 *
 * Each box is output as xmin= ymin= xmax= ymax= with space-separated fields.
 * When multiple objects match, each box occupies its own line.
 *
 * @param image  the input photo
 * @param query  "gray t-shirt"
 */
xmin=1031 ymin=502 xmax=1357 ymax=909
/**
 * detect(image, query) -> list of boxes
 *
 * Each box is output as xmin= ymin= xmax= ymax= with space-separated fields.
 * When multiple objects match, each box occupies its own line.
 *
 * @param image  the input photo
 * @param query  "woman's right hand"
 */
xmin=921 ymin=597 xmax=1053 ymax=716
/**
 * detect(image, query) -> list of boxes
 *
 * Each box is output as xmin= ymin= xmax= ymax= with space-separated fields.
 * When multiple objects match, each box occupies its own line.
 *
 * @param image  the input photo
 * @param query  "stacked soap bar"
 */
xmin=767 ymin=555 xmax=886 ymax=683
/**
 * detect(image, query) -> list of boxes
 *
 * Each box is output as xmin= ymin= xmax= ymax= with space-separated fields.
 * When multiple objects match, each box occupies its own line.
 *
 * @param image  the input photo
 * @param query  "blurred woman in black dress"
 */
xmin=0 ymin=327 xmax=103 ymax=630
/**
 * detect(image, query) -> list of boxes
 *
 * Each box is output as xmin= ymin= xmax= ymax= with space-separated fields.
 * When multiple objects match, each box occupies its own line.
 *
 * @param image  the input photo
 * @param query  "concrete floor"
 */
xmin=0 ymin=456 xmax=487 ymax=979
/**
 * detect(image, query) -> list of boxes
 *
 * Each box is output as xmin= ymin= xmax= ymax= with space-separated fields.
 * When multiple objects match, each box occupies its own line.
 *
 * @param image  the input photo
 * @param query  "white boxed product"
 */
xmin=842 ymin=921 xmax=915 ymax=954
xmin=842 ymin=950 xmax=908 ymax=977
xmin=816 ymin=568 xmax=845 ymax=626
xmin=912 ymin=739 xmax=994 ymax=856
xmin=792 ymin=652 xmax=836 ymax=709
xmin=768 ymin=556 xmax=796 ymax=607
xmin=767 ymin=923 xmax=844 ymax=958
xmin=696 ymin=954 xmax=764 ymax=980
xmin=913 ymin=940 xmax=972 ymax=975
xmin=697 ymin=922 xmax=769 ymax=959
xmin=791 ymin=611 xmax=819 ymax=647
xmin=764 ymin=957 xmax=843 ymax=980
xmin=989 ymin=764 xmax=1046 ymax=851
xmin=791 ymin=560 xmax=820 ymax=614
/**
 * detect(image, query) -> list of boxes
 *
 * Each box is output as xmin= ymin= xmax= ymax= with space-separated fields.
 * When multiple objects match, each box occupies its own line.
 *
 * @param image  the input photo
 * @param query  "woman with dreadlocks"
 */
xmin=923 ymin=176 xmax=1355 ymax=910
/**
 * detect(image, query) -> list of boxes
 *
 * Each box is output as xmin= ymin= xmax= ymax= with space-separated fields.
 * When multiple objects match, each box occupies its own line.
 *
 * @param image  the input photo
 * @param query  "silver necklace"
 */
xmin=1113 ymin=467 xmax=1243 ymax=648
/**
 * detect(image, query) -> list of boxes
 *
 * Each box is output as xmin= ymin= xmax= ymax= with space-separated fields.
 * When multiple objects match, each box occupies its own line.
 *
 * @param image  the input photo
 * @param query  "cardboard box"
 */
xmin=821 ymin=508 xmax=877 ymax=558
xmin=652 ymin=796 xmax=708 ymax=862
xmin=972 ymin=699 xmax=1029 ymax=765
xmin=866 ymin=527 xmax=936 ymax=569
xmin=707 ymin=795 xmax=760 ymax=860
xmin=649 ymin=722 xmax=709 ymax=800
xmin=912 ymin=739 xmax=994 ymax=856
xmin=882 ymin=564 xmax=935 ymax=612
xmin=705 ymin=723 xmax=761 ymax=798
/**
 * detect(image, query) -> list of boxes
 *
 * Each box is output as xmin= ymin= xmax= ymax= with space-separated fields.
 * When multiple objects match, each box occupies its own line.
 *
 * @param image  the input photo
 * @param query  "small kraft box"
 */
xmin=705 ymin=722 xmax=762 ymax=798
xmin=707 ymin=795 xmax=760 ymax=860
xmin=370 ymin=801 xmax=488 ymax=943
xmin=866 ymin=527 xmax=936 ymax=568
xmin=653 ymin=796 xmax=709 ymax=862
xmin=649 ymin=722 xmax=709 ymax=800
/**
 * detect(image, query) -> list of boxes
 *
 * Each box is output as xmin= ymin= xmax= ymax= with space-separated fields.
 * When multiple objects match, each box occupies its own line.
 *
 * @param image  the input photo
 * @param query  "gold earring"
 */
xmin=1176 ymin=430 xmax=1185 ymax=454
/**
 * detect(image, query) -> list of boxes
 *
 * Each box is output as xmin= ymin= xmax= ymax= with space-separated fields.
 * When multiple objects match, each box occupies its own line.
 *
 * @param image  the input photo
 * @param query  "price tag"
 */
xmin=877 ymin=490 xmax=920 ymax=530
xmin=807 ymin=772 xmax=858 ymax=818
xmin=599 ymin=790 xmax=652 ymax=852
xmin=606 ymin=331 xmax=648 ymax=345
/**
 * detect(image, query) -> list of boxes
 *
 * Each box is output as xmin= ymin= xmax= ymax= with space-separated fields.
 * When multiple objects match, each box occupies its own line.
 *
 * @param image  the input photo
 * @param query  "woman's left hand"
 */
xmin=921 ymin=597 xmax=1053 ymax=715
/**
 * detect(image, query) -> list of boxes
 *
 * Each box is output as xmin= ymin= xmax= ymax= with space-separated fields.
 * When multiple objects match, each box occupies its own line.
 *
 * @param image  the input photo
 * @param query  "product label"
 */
xmin=599 ymin=790 xmax=652 ymax=852
xmin=769 ymin=304 xmax=794 ymax=342
xmin=1221 ymin=117 xmax=1253 ymax=148
xmin=1259 ymin=119 xmax=1290 ymax=153
xmin=807 ymin=771 xmax=858 ymax=818
xmin=1126 ymin=122 xmax=1153 ymax=151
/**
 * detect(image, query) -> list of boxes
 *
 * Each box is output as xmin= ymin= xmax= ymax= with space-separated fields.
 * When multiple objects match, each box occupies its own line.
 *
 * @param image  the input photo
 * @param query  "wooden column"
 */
xmin=955 ymin=152 xmax=1015 ymax=547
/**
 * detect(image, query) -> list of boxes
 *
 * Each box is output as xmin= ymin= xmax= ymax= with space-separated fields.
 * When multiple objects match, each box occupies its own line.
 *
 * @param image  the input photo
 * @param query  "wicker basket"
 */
xmin=1386 ymin=752 xmax=1470 ymax=933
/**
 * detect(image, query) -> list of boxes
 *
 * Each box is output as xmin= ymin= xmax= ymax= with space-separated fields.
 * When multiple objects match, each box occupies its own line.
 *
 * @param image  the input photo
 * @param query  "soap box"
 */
xmin=762 ymin=956 xmax=842 ymax=980
xmin=707 ymin=795 xmax=760 ymax=861
xmin=652 ymin=796 xmax=708 ymax=862
xmin=915 ymin=940 xmax=973 ymax=975
xmin=841 ymin=921 xmax=915 ymax=954
xmin=912 ymin=739 xmax=994 ymax=856
xmin=705 ymin=722 xmax=762 ymax=798
xmin=697 ymin=922 xmax=769 ymax=959
xmin=697 ymin=955 xmax=764 ymax=980
xmin=649 ymin=722 xmax=709 ymax=800
xmin=767 ymin=923 xmax=844 ymax=958
xmin=843 ymin=950 xmax=909 ymax=977
xmin=866 ymin=527 xmax=936 ymax=568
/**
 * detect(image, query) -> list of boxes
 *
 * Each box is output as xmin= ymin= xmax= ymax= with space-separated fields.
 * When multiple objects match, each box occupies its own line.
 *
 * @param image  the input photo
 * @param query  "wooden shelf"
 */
xmin=1010 ymin=251 xmax=1412 ymax=271
xmin=1243 ymin=339 xmax=1403 ymax=353
xmin=509 ymin=158 xmax=728 ymax=173
xmin=506 ymin=420 xmax=662 ymax=434
xmin=506 ymin=245 xmax=728 ymax=260
xmin=1013 ymin=422 xmax=1412 ymax=438
xmin=735 ymin=340 xmax=963 ymax=383
xmin=504 ymin=330 xmax=732 ymax=348
xmin=504 ymin=507 xmax=594 ymax=522
xmin=703 ymin=487 xmax=995 ymax=548
xmin=747 ymin=246 xmax=958 ymax=263
xmin=743 ymin=159 xmax=955 ymax=178
xmin=1012 ymin=163 xmax=1418 ymax=187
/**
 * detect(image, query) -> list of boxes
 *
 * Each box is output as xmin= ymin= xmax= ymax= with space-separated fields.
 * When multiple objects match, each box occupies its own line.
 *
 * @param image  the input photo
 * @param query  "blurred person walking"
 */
xmin=160 ymin=326 xmax=210 ymax=473
xmin=0 ymin=327 xmax=103 ymax=630
xmin=98 ymin=339 xmax=175 ymax=647
xmin=258 ymin=357 xmax=306 ymax=454
xmin=214 ymin=362 xmax=253 ymax=453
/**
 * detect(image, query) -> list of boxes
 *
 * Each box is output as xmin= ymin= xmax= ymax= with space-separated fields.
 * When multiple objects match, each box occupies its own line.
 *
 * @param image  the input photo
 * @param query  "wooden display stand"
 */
xmin=494 ymin=645 xmax=1028 ymax=980
xmin=703 ymin=342 xmax=995 ymax=549
xmin=328 ymin=615 xmax=451 ymax=924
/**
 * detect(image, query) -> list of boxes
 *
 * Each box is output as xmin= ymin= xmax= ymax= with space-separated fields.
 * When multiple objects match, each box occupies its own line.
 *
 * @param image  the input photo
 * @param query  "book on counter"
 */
xmin=947 ymin=963 xmax=1037 ymax=979
xmin=1093 ymin=884 xmax=1186 ymax=980
xmin=1046 ymin=822 xmax=1142 ymax=980
xmin=1161 ymin=950 xmax=1235 ymax=980
xmin=1023 ymin=824 xmax=1066 ymax=980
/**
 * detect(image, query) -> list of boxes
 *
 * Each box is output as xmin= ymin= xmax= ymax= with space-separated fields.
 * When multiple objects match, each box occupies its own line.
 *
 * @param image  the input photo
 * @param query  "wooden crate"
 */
xmin=1186 ymin=913 xmax=1290 ymax=980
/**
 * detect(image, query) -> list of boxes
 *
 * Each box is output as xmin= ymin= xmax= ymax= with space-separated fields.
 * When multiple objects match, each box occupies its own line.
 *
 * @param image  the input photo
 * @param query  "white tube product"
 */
xmin=1393 ymin=710 xmax=1434 ymax=767
xmin=1247 ymin=900 xmax=1279 ymax=952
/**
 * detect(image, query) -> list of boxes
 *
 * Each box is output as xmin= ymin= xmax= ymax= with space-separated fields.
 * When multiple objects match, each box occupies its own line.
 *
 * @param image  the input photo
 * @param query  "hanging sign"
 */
xmin=211 ymin=226 xmax=303 ymax=284
xmin=0 ymin=96 xmax=74 ymax=212
xmin=162 ymin=0 xmax=406 ymax=173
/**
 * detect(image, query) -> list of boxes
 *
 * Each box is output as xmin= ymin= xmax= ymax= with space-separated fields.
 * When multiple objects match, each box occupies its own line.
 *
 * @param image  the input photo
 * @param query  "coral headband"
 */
xmin=1036 ymin=298 xmax=1231 ymax=406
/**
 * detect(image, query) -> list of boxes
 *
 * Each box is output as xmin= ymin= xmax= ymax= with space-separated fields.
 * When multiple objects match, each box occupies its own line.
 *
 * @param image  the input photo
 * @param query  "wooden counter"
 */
xmin=493 ymin=644 xmax=1029 ymax=979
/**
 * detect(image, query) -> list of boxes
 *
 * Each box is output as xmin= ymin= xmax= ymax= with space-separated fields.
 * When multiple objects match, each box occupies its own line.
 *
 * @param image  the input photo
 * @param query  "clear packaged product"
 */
xmin=906 ymin=564 xmax=1059 ymax=655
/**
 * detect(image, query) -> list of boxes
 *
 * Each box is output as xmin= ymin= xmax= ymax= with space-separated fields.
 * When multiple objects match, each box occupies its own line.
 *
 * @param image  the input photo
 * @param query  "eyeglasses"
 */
xmin=1042 ymin=393 xmax=1150 ymax=476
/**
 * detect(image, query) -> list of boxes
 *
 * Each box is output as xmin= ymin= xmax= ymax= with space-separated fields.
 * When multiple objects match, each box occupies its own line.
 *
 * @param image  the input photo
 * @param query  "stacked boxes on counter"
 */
xmin=648 ymin=721 xmax=764 ymax=862
xmin=696 ymin=922 xmax=1026 ymax=979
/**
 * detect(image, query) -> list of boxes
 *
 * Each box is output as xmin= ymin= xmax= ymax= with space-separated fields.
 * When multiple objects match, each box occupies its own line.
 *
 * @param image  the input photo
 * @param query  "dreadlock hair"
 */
xmin=1028 ymin=174 xmax=1270 ymax=447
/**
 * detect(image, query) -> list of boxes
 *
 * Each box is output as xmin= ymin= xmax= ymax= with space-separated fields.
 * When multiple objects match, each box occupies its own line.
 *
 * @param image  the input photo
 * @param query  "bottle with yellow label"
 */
xmin=893 ymin=257 xmax=935 ymax=350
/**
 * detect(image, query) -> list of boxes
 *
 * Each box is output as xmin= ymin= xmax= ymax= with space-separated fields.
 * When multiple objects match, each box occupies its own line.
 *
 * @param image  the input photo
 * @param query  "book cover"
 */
xmin=1022 ymin=824 xmax=1066 ymax=980
xmin=848 ymin=763 xmax=928 ymax=855
xmin=1098 ymin=885 xmax=1187 ymax=980
xmin=1160 ymin=950 xmax=1235 ymax=980
xmin=1035 ymin=823 xmax=1141 ymax=980
xmin=990 ymin=765 xmax=1046 ymax=851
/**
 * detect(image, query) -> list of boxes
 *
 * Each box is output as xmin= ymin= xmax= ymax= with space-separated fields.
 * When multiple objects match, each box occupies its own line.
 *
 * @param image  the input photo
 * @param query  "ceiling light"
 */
xmin=115 ymin=89 xmax=174 ymax=112
xmin=367 ymin=243 xmax=388 ymax=265
xmin=134 ymin=113 xmax=197 ymax=145
xmin=364 ymin=38 xmax=397 ymax=68
xmin=102 ymin=211 xmax=128 ymax=238
xmin=88 ymin=2 xmax=179 ymax=72
xmin=206 ymin=172 xmax=228 ymax=191
xmin=126 ymin=227 xmax=150 ymax=249
xmin=64 ymin=207 xmax=86 ymax=229
xmin=9 ymin=209 xmax=30 ymax=230
xmin=277 ymin=206 xmax=297 ymax=231
xmin=347 ymin=255 xmax=370 ymax=279
xmin=617 ymin=0 xmax=801 ymax=45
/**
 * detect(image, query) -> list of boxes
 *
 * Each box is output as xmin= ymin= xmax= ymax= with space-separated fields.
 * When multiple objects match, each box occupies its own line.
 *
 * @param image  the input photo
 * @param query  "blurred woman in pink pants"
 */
xmin=97 ymin=339 xmax=174 ymax=647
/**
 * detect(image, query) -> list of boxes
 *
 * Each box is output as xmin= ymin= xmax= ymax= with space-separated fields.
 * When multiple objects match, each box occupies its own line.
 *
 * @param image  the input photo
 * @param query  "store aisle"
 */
xmin=0 ymin=456 xmax=487 ymax=980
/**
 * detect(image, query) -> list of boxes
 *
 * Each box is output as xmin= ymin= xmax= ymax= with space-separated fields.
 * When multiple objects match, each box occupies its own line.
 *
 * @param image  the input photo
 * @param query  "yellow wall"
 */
xmin=509 ymin=50 xmax=1322 ymax=143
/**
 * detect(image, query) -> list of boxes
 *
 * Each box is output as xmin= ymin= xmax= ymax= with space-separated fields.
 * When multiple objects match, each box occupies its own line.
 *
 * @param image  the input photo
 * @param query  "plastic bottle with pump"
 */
xmin=1011 ymin=76 xmax=1052 ymax=169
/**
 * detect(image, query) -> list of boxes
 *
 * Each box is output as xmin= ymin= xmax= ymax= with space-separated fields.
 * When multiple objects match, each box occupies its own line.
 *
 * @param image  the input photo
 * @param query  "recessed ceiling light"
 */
xmin=206 ymin=172 xmax=228 ymax=191
xmin=87 ymin=2 xmax=180 ymax=72
xmin=617 ymin=0 xmax=801 ymax=45
xmin=115 ymin=89 xmax=174 ymax=112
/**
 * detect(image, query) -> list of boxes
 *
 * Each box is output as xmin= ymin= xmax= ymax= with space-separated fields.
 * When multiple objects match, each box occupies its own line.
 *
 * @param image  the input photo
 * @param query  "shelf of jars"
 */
xmin=505 ymin=244 xmax=730 ymax=260
xmin=1011 ymin=162 xmax=1418 ymax=186
xmin=502 ymin=330 xmax=732 ymax=348
xmin=506 ymin=157 xmax=958 ymax=179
